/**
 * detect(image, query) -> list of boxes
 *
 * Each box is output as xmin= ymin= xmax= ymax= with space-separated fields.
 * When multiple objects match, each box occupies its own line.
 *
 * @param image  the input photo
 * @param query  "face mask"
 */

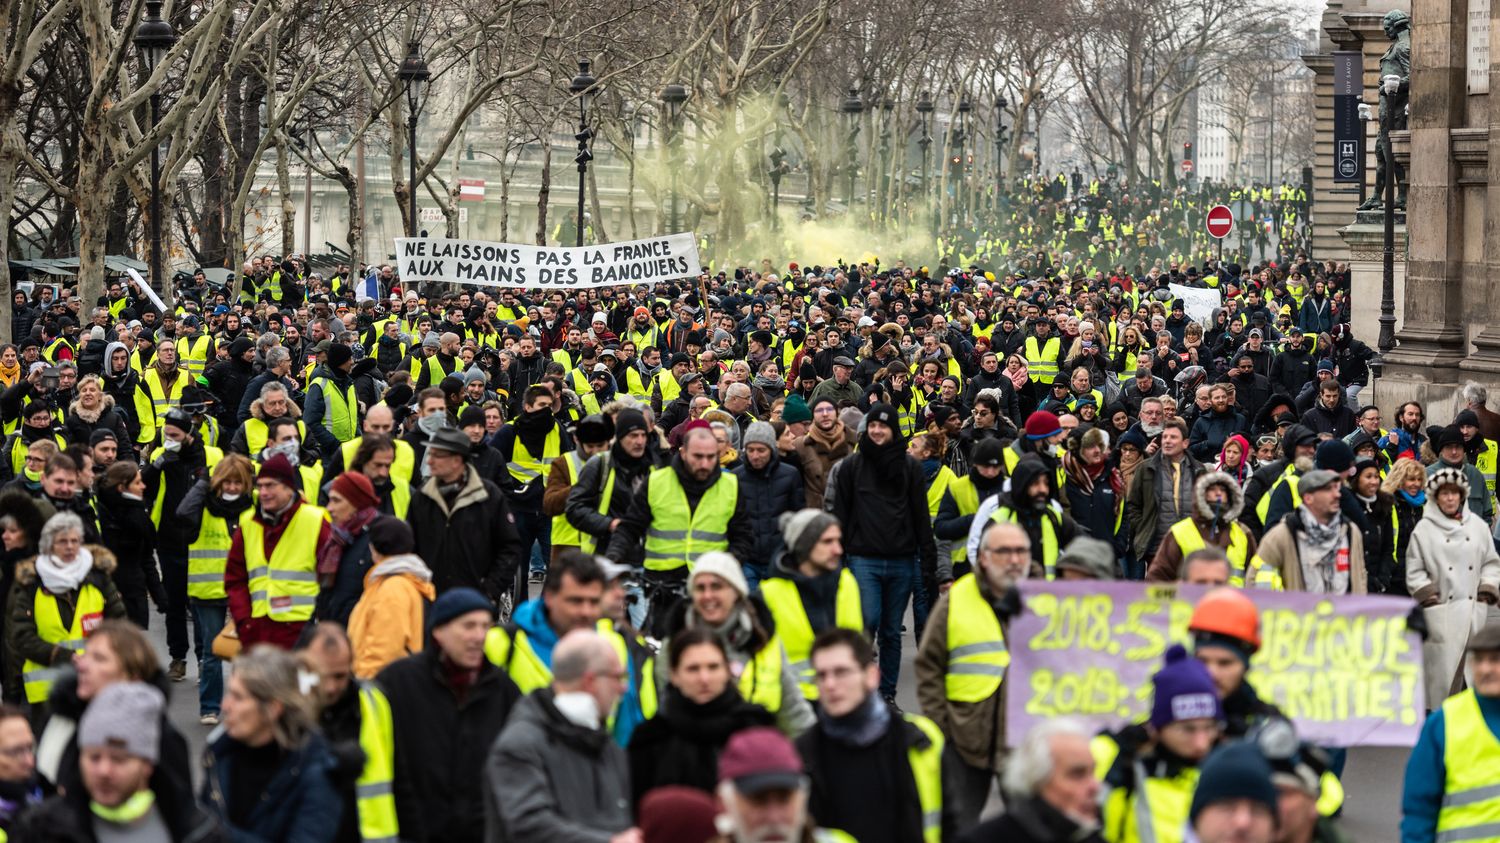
xmin=221 ymin=492 xmax=243 ymax=502
xmin=267 ymin=441 xmax=300 ymax=466
xmin=417 ymin=413 xmax=448 ymax=436
xmin=1044 ymin=441 xmax=1062 ymax=457
xmin=162 ymin=437 xmax=184 ymax=453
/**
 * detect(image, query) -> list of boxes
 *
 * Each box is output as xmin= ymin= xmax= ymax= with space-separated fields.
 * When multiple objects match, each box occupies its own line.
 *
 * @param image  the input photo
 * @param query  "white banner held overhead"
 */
xmin=393 ymin=233 xmax=701 ymax=290
xmin=123 ymin=268 xmax=169 ymax=313
xmin=1168 ymin=283 xmax=1222 ymax=326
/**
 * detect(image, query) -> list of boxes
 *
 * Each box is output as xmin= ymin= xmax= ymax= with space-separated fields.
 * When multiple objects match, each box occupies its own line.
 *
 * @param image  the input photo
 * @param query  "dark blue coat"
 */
xmin=1189 ymin=408 xmax=1249 ymax=461
xmin=201 ymin=732 xmax=342 ymax=843
xmin=730 ymin=451 xmax=805 ymax=571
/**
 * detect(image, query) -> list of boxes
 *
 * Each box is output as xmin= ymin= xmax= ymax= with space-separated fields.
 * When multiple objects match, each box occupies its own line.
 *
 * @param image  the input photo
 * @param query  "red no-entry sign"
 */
xmin=1206 ymin=205 xmax=1234 ymax=239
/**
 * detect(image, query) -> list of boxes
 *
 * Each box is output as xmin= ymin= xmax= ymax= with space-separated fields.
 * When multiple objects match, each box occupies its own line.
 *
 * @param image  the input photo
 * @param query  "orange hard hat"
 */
xmin=1188 ymin=587 xmax=1261 ymax=651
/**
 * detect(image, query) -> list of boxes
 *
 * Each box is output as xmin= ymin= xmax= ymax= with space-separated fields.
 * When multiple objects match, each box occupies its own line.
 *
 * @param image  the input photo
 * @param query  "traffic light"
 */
xmin=1183 ymin=141 xmax=1193 ymax=161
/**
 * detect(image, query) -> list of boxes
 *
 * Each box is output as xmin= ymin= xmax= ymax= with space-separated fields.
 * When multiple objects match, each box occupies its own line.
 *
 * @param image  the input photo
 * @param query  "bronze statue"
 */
xmin=1360 ymin=9 xmax=1410 ymax=211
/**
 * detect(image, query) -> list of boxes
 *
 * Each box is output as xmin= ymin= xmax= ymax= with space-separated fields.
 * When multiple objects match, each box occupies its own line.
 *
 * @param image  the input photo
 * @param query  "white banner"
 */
xmin=124 ymin=268 xmax=169 ymax=314
xmin=393 ymin=232 xmax=701 ymax=290
xmin=1168 ymin=283 xmax=1222 ymax=326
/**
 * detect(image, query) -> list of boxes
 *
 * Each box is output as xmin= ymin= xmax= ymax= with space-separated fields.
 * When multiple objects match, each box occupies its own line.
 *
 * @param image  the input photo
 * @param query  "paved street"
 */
xmin=143 ymin=592 xmax=1408 ymax=839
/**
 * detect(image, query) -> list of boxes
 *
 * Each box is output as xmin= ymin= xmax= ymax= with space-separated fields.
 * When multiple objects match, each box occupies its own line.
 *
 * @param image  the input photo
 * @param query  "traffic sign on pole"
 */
xmin=1181 ymin=160 xmax=1194 ymax=174
xmin=1206 ymin=204 xmax=1234 ymax=239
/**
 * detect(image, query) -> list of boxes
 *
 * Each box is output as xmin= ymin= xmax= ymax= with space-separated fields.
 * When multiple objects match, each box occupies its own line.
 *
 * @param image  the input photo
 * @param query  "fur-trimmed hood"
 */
xmin=1193 ymin=470 xmax=1245 ymax=522
xmin=250 ymin=396 xmax=303 ymax=422
xmin=14 ymin=544 xmax=118 ymax=587
xmin=67 ymin=392 xmax=117 ymax=425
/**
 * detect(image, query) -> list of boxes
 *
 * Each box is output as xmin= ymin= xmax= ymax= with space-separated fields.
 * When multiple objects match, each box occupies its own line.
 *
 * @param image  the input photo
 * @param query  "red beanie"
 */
xmin=639 ymin=786 xmax=717 ymax=843
xmin=330 ymin=471 xmax=378 ymax=511
xmin=257 ymin=453 xmax=299 ymax=491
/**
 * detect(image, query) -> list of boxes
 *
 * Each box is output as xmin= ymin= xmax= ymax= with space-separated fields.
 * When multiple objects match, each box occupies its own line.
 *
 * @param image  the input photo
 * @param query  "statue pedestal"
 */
xmin=1337 ymin=209 xmax=1407 ymax=351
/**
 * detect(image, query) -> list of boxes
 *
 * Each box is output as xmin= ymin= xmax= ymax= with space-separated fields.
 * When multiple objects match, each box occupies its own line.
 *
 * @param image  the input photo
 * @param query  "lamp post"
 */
xmin=839 ymin=87 xmax=863 ymax=209
xmin=397 ymin=41 xmax=430 ymax=238
xmin=569 ymin=59 xmax=597 ymax=248
xmin=878 ymin=98 xmax=893 ymax=221
xmin=916 ymin=90 xmax=934 ymax=236
xmin=995 ymin=97 xmax=1009 ymax=195
xmin=954 ymin=94 xmax=972 ymax=226
xmin=133 ymin=0 xmax=176 ymax=291
xmin=659 ymin=82 xmax=687 ymax=232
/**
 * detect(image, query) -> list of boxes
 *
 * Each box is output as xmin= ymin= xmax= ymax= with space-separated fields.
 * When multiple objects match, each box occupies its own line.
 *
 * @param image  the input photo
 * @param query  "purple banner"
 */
xmin=1004 ymin=581 xmax=1424 ymax=747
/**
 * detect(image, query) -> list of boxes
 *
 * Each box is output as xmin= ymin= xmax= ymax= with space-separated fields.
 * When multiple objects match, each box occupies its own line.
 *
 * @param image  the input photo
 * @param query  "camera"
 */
xmin=39 ymin=367 xmax=59 ymax=393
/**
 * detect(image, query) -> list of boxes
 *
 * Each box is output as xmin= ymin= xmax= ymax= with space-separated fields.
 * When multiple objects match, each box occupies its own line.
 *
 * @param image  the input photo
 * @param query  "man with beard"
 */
xmin=936 ymin=439 xmax=1009 ymax=578
xmin=1146 ymin=472 xmax=1259 ymax=584
xmin=917 ymin=520 xmax=1030 ymax=829
xmin=99 ymin=341 xmax=142 ymax=441
xmin=1126 ymin=418 xmax=1206 ymax=563
xmin=963 ymin=351 xmax=1022 ymax=422
xmin=565 ymin=409 xmax=660 ymax=583
xmin=1228 ymin=353 xmax=1273 ymax=418
xmin=494 ymin=385 xmax=574 ymax=585
xmin=1269 ymin=328 xmax=1317 ymax=397
xmin=968 ymin=454 xmax=1081 ymax=580
xmin=605 ymin=425 xmax=752 ymax=633
xmin=830 ymin=403 xmax=939 ymax=703
xmin=795 ymin=396 xmax=854 ymax=510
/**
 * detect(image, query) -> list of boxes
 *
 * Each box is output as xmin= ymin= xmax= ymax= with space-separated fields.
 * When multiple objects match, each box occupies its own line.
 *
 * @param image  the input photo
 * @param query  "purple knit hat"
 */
xmin=1150 ymin=644 xmax=1223 ymax=729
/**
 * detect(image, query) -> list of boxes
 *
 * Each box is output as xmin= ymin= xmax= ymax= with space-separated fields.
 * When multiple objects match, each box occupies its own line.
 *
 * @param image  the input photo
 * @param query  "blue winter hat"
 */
xmin=1150 ymin=644 xmax=1223 ymax=729
xmin=1189 ymin=742 xmax=1279 ymax=824
xmin=428 ymin=587 xmax=493 ymax=631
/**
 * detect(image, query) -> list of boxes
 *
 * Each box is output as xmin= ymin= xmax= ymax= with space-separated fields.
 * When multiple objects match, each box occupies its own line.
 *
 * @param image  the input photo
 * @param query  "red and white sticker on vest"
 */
xmin=1336 ymin=548 xmax=1350 ymax=573
xmin=80 ymin=612 xmax=103 ymax=635
xmin=271 ymin=596 xmax=294 ymax=610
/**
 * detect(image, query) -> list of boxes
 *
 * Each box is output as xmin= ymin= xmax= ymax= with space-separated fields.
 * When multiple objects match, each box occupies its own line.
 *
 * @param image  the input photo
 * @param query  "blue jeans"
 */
xmin=848 ymin=555 xmax=918 ymax=698
xmin=512 ymin=509 xmax=552 ymax=575
xmin=190 ymin=601 xmax=227 ymax=716
xmin=743 ymin=563 xmax=769 ymax=594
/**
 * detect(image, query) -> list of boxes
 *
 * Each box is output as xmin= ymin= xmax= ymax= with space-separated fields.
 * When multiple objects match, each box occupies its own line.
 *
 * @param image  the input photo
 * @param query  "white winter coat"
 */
xmin=1407 ymin=503 xmax=1500 ymax=703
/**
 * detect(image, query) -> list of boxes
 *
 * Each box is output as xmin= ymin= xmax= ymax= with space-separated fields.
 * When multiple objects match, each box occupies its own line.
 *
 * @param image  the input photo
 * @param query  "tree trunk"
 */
xmin=277 ymin=133 xmax=295 ymax=256
xmin=534 ymin=140 xmax=551 ymax=247
xmin=75 ymin=124 xmax=114 ymax=309
xmin=499 ymin=150 xmax=511 ymax=242
xmin=587 ymin=158 xmax=609 ymax=243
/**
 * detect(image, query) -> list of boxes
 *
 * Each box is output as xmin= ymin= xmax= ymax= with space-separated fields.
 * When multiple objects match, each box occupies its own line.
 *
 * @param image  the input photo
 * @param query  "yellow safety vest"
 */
xmin=245 ymin=419 xmax=308 ymax=457
xmin=738 ymin=636 xmax=786 ymax=712
xmin=655 ymin=370 xmax=682 ymax=406
xmin=989 ymin=505 xmax=1060 ymax=578
xmin=759 ymin=571 xmax=863 ymax=699
xmin=176 ymin=335 xmax=212 ymax=379
xmin=23 ymin=583 xmax=105 ymax=704
xmin=135 ymin=368 xmax=187 ymax=445
xmin=642 ymin=467 xmax=738 ymax=572
xmin=309 ymin=377 xmax=358 ymax=442
xmin=485 ymin=620 xmax=630 ymax=696
xmin=507 ymin=425 xmax=560 ymax=486
xmin=1093 ymin=736 xmax=1199 ymax=843
xmin=187 ymin=504 xmax=236 ymax=600
xmin=905 ymin=714 xmax=946 ymax=843
xmin=1024 ymin=336 xmax=1060 ymax=382
xmin=1475 ymin=440 xmax=1498 ymax=499
xmin=150 ymin=446 xmax=224 ymax=526
xmin=926 ymin=466 xmax=957 ymax=518
xmin=42 ymin=337 xmax=74 ymax=364
xmin=943 ymin=573 xmax=1009 ymax=702
xmin=7 ymin=431 xmax=67 ymax=477
xmin=1255 ymin=464 xmax=1302 ymax=525
xmin=625 ymin=367 xmax=650 ymax=399
xmin=1245 ymin=554 xmax=1286 ymax=590
xmin=338 ymin=438 xmax=415 ymax=518
xmin=551 ymin=451 xmax=590 ymax=550
xmin=241 ymin=504 xmax=326 ymax=623
xmin=1437 ymin=689 xmax=1500 ymax=841
xmin=1168 ymin=519 xmax=1250 ymax=586
xmin=947 ymin=476 xmax=981 ymax=564
xmin=355 ymin=681 xmax=400 ymax=842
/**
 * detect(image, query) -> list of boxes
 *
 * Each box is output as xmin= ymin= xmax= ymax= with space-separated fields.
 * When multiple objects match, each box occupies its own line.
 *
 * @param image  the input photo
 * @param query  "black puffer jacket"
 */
xmin=406 ymin=465 xmax=522 ymax=600
xmin=627 ymin=685 xmax=775 ymax=808
xmin=729 ymin=450 xmax=805 ymax=572
xmin=94 ymin=486 xmax=163 ymax=606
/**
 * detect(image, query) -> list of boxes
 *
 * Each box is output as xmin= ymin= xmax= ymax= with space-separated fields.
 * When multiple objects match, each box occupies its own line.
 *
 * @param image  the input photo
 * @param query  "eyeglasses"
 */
xmin=0 ymin=743 xmax=35 ymax=759
xmin=983 ymin=545 xmax=1030 ymax=557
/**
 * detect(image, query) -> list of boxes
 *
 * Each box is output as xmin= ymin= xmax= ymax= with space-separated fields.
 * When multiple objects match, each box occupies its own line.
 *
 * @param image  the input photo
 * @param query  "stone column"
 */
xmin=1460 ymin=0 xmax=1500 ymax=377
xmin=1378 ymin=0 xmax=1472 ymax=419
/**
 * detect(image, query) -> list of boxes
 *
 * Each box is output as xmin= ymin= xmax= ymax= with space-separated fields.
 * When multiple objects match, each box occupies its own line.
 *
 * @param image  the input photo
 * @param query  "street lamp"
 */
xmin=878 ymin=98 xmax=894 ymax=219
xmin=995 ymin=96 xmax=1009 ymax=192
xmin=839 ymin=86 xmax=863 ymax=209
xmin=659 ymin=82 xmax=687 ymax=232
xmin=569 ymin=58 xmax=598 ymax=248
xmin=133 ymin=0 xmax=176 ymax=292
xmin=915 ymin=90 xmax=934 ymax=235
xmin=954 ymin=95 xmax=972 ymax=225
xmin=397 ymin=41 xmax=430 ymax=238
xmin=767 ymin=91 xmax=790 ymax=227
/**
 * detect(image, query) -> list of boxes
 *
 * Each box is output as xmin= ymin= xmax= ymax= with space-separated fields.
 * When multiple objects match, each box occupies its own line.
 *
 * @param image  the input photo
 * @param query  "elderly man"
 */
xmin=713 ymin=727 xmax=853 ymax=842
xmin=486 ymin=629 xmax=637 ymax=843
xmin=958 ymin=718 xmax=1104 ymax=843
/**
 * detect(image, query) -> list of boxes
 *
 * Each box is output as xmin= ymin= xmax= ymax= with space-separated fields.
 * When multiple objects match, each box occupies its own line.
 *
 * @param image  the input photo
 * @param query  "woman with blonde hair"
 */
xmin=1382 ymin=457 xmax=1429 ymax=597
xmin=202 ymin=646 xmax=341 ymax=842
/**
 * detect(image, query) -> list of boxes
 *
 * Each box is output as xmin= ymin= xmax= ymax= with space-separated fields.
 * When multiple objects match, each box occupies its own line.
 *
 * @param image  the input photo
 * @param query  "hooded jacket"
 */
xmin=7 ymin=546 xmax=128 ymax=680
xmin=729 ymin=448 xmax=805 ymax=570
xmin=968 ymin=457 xmax=1081 ymax=576
xmin=63 ymin=392 xmax=132 ymax=449
xmin=1145 ymin=471 xmax=1259 ymax=581
xmin=348 ymin=553 xmax=435 ymax=679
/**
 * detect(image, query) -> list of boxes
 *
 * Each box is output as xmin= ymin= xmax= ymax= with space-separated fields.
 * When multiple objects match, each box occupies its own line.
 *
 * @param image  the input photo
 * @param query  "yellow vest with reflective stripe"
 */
xmin=150 ymin=446 xmax=224 ymax=526
xmin=905 ymin=713 xmax=946 ymax=843
xmin=759 ymin=572 xmax=863 ymax=699
xmin=738 ymin=636 xmax=785 ymax=712
xmin=943 ymin=573 xmax=1009 ymax=702
xmin=1475 ymin=439 xmax=1498 ymax=499
xmin=551 ymin=452 xmax=589 ymax=550
xmin=7 ymin=431 xmax=66 ymax=476
xmin=1255 ymin=464 xmax=1301 ymax=524
xmin=926 ymin=466 xmax=956 ymax=518
xmin=338 ymin=438 xmax=415 ymax=517
xmin=642 ymin=467 xmax=738 ymax=572
xmin=23 ymin=583 xmax=105 ymax=704
xmin=245 ymin=419 xmax=307 ymax=457
xmin=310 ymin=377 xmax=358 ymax=442
xmin=483 ymin=626 xmax=555 ymax=694
xmin=655 ymin=370 xmax=682 ymax=405
xmin=1438 ymin=688 xmax=1500 ymax=841
xmin=625 ymin=366 xmax=650 ymax=399
xmin=1245 ymin=554 xmax=1286 ymax=590
xmin=356 ymin=681 xmax=400 ymax=841
xmin=507 ymin=425 xmax=560 ymax=486
xmin=989 ymin=505 xmax=1059 ymax=578
xmin=1094 ymin=735 xmax=1198 ymax=843
xmin=948 ymin=476 xmax=981 ymax=563
xmin=1168 ymin=518 xmax=1249 ymax=586
xmin=136 ymin=368 xmax=187 ymax=444
xmin=187 ymin=505 xmax=235 ymax=600
xmin=242 ymin=504 xmax=325 ymax=622
xmin=1024 ymin=336 xmax=1060 ymax=382
xmin=176 ymin=335 xmax=212 ymax=379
